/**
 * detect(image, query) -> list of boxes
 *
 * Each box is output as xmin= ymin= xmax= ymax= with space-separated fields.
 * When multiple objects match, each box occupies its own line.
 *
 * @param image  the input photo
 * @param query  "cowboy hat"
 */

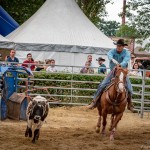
xmin=114 ymin=39 xmax=128 ymax=46
xmin=96 ymin=57 xmax=105 ymax=61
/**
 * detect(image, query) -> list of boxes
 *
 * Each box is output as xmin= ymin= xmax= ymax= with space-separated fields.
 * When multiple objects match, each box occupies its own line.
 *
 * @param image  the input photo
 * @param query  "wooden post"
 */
xmin=122 ymin=0 xmax=126 ymax=25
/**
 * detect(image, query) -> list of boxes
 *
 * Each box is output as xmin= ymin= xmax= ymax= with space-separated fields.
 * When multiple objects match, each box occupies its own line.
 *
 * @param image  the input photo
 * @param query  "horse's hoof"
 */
xmin=110 ymin=135 xmax=114 ymax=141
xmin=95 ymin=127 xmax=100 ymax=133
xmin=101 ymin=131 xmax=105 ymax=135
xmin=32 ymin=140 xmax=36 ymax=144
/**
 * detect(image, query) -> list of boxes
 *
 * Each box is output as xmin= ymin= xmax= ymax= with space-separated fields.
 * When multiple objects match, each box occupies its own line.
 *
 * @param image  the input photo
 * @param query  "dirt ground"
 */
xmin=0 ymin=106 xmax=150 ymax=150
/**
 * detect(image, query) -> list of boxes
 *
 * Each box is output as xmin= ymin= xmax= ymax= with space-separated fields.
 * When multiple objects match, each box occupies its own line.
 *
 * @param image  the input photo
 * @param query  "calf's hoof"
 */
xmin=95 ymin=127 xmax=100 ymax=133
xmin=25 ymin=133 xmax=28 ymax=137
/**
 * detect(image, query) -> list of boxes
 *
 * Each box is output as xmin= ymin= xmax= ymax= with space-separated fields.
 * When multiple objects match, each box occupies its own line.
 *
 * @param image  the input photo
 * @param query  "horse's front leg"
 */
xmin=109 ymin=114 xmax=114 ymax=131
xmin=101 ymin=109 xmax=107 ymax=135
xmin=96 ymin=106 xmax=101 ymax=133
xmin=110 ymin=113 xmax=123 ymax=141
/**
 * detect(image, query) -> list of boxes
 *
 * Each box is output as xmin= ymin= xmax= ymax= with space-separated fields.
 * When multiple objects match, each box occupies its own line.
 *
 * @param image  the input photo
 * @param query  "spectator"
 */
xmin=96 ymin=57 xmax=106 ymax=74
xmin=129 ymin=62 xmax=142 ymax=76
xmin=46 ymin=59 xmax=57 ymax=72
xmin=136 ymin=60 xmax=144 ymax=76
xmin=136 ymin=60 xmax=144 ymax=69
xmin=22 ymin=53 xmax=35 ymax=71
xmin=0 ymin=53 xmax=2 ymax=61
xmin=6 ymin=49 xmax=19 ymax=65
xmin=0 ymin=54 xmax=2 ymax=66
xmin=44 ymin=59 xmax=51 ymax=70
xmin=34 ymin=61 xmax=44 ymax=71
xmin=87 ymin=55 xmax=94 ymax=67
xmin=5 ymin=55 xmax=9 ymax=61
xmin=80 ymin=61 xmax=94 ymax=74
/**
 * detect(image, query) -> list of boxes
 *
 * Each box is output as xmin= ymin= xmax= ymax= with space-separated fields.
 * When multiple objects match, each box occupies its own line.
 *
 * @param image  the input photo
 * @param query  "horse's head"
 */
xmin=114 ymin=66 xmax=128 ymax=93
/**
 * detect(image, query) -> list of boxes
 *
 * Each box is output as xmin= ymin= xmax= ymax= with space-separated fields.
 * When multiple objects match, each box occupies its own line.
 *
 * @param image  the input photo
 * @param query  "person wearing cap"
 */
xmin=87 ymin=39 xmax=134 ymax=112
xmin=97 ymin=57 xmax=106 ymax=74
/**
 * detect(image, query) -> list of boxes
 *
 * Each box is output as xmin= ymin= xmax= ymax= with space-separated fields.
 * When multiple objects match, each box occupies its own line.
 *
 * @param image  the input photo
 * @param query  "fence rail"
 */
xmin=14 ymin=65 xmax=150 ymax=118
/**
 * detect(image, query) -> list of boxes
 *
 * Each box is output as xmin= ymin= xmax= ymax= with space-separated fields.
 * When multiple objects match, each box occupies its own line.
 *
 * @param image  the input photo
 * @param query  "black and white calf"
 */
xmin=25 ymin=95 xmax=49 ymax=143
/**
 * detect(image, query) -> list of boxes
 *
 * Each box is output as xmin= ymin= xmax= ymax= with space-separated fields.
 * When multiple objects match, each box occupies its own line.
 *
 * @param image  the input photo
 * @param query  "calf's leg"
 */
xmin=25 ymin=126 xmax=29 ymax=137
xmin=32 ymin=129 xmax=39 ymax=143
xmin=25 ymin=126 xmax=32 ymax=137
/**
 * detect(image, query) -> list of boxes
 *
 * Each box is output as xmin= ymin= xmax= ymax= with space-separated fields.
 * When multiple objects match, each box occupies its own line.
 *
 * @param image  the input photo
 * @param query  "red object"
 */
xmin=22 ymin=60 xmax=35 ymax=71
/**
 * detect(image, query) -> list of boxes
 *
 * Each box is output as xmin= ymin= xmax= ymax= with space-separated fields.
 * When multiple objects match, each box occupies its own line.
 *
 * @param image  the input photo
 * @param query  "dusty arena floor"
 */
xmin=0 ymin=106 xmax=150 ymax=150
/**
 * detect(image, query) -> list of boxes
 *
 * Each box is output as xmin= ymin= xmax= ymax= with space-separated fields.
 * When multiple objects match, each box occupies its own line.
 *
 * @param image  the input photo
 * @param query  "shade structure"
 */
xmin=0 ymin=34 xmax=14 ymax=49
xmin=7 ymin=0 xmax=115 ymax=67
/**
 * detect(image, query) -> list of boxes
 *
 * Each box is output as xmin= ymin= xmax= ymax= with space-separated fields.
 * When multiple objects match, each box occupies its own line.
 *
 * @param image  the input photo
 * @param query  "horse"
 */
xmin=96 ymin=66 xmax=128 ymax=140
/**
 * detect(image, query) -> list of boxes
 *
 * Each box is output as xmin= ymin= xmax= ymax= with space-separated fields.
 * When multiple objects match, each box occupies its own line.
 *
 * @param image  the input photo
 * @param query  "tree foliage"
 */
xmin=126 ymin=0 xmax=150 ymax=39
xmin=76 ymin=0 xmax=112 ymax=27
xmin=126 ymin=0 xmax=150 ymax=51
xmin=99 ymin=20 xmax=120 ymax=36
xmin=0 ymin=0 xmax=45 ymax=25
xmin=116 ymin=24 xmax=140 ymax=39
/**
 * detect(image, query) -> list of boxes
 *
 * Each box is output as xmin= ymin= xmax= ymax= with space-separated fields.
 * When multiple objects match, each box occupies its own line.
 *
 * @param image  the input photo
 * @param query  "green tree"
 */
xmin=0 ymin=0 xmax=45 ymax=25
xmin=99 ymin=20 xmax=120 ymax=36
xmin=76 ymin=0 xmax=112 ymax=27
xmin=126 ymin=0 xmax=150 ymax=39
xmin=116 ymin=24 xmax=141 ymax=52
xmin=126 ymin=0 xmax=150 ymax=51
xmin=116 ymin=25 xmax=140 ymax=39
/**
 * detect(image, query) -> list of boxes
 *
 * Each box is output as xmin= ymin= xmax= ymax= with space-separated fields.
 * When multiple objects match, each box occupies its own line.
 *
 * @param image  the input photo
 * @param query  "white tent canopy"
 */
xmin=7 ymin=0 xmax=115 ymax=67
xmin=0 ymin=34 xmax=14 ymax=49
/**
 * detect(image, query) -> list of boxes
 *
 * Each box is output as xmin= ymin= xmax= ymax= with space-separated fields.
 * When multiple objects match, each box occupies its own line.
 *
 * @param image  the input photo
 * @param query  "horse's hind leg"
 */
xmin=96 ymin=106 xmax=101 ymax=133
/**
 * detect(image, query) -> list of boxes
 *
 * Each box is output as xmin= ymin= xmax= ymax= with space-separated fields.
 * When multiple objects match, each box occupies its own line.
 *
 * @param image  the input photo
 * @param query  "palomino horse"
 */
xmin=96 ymin=66 xmax=128 ymax=140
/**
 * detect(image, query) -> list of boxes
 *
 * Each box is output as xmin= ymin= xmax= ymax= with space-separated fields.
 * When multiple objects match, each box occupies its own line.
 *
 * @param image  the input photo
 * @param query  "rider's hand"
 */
xmin=111 ymin=58 xmax=119 ymax=65
xmin=116 ymin=64 xmax=121 ymax=68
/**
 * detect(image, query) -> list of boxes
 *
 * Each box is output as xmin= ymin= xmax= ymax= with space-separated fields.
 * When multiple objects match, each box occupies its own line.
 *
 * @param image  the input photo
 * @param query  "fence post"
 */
xmin=71 ymin=66 xmax=73 ymax=103
xmin=141 ymin=70 xmax=145 ymax=118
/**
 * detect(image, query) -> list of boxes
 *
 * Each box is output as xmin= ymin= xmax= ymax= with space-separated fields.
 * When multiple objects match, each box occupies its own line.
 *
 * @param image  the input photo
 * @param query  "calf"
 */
xmin=25 ymin=95 xmax=49 ymax=143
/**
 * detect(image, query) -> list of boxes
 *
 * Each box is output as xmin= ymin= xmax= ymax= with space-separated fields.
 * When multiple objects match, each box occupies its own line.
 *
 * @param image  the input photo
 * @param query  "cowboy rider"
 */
xmin=87 ymin=39 xmax=134 ymax=112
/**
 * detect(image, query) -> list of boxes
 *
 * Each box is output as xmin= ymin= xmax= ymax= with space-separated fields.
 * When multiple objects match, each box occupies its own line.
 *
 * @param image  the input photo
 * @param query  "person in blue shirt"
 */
xmin=87 ymin=39 xmax=134 ymax=112
xmin=6 ymin=49 xmax=19 ymax=65
xmin=97 ymin=57 xmax=106 ymax=74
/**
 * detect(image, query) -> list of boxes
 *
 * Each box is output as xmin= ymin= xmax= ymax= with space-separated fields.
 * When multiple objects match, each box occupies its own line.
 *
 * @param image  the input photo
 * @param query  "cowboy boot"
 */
xmin=87 ymin=99 xmax=97 ymax=109
xmin=127 ymin=94 xmax=134 ymax=112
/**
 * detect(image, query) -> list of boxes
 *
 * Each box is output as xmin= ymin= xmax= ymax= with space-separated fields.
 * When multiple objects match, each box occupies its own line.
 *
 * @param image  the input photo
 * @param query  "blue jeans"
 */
xmin=93 ymin=70 xmax=133 ymax=100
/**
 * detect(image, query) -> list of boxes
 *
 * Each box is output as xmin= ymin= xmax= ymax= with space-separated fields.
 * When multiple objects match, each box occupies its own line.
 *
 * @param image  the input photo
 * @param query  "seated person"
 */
xmin=80 ymin=61 xmax=94 ymax=74
xmin=129 ymin=62 xmax=142 ymax=77
xmin=46 ymin=59 xmax=57 ymax=72
xmin=34 ymin=61 xmax=44 ymax=71
xmin=44 ymin=59 xmax=51 ymax=70
xmin=22 ymin=53 xmax=35 ymax=71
